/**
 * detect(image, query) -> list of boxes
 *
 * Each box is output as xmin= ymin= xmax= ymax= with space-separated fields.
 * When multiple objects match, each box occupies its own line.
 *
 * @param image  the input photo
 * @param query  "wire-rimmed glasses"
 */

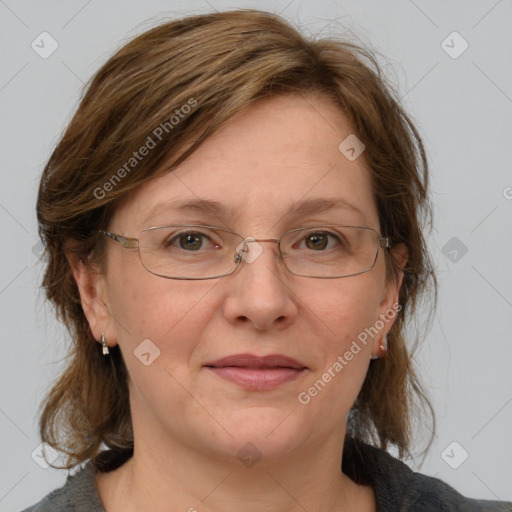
xmin=100 ymin=224 xmax=391 ymax=280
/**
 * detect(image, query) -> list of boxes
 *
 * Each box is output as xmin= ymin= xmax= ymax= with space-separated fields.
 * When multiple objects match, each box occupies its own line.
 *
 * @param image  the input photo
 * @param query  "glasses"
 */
xmin=100 ymin=224 xmax=391 ymax=280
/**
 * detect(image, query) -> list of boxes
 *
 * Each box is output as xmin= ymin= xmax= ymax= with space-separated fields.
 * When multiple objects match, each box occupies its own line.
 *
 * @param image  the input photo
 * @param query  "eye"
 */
xmin=165 ymin=231 xmax=218 ymax=251
xmin=300 ymin=231 xmax=342 ymax=251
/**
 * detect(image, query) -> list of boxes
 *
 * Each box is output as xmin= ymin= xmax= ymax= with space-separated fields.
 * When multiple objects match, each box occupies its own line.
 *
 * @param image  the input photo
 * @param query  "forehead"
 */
xmin=112 ymin=93 xmax=378 ymax=233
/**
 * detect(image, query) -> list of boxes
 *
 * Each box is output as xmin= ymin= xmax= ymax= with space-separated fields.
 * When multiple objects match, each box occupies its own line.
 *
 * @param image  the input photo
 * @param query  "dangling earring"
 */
xmin=101 ymin=332 xmax=109 ymax=356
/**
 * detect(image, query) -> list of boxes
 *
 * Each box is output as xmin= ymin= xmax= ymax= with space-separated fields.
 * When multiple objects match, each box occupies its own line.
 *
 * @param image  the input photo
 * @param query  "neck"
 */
xmin=96 ymin=429 xmax=369 ymax=512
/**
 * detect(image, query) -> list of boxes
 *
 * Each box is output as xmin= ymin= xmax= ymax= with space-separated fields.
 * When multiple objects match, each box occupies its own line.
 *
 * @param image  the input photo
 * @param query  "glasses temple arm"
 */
xmin=380 ymin=236 xmax=391 ymax=249
xmin=101 ymin=230 xmax=139 ymax=249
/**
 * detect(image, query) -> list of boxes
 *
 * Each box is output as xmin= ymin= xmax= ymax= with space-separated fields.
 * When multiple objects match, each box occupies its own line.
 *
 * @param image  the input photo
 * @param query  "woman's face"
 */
xmin=82 ymin=93 xmax=404 ymax=465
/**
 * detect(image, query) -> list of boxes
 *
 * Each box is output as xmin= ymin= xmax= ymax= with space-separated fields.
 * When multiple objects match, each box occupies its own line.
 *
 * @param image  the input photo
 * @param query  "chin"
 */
xmin=211 ymin=408 xmax=308 ymax=458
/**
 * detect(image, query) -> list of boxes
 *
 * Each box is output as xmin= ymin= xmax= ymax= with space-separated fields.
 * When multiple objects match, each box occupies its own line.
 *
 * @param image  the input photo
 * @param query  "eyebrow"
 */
xmin=142 ymin=197 xmax=369 ymax=226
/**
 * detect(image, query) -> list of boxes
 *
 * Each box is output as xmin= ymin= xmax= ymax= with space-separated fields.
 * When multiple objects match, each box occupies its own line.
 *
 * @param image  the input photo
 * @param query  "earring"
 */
xmin=101 ymin=332 xmax=109 ymax=356
xmin=380 ymin=335 xmax=388 ymax=357
xmin=371 ymin=335 xmax=388 ymax=360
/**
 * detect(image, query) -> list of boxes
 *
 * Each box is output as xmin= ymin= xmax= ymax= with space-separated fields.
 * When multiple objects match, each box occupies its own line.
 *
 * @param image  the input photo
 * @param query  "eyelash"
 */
xmin=164 ymin=229 xmax=344 ymax=251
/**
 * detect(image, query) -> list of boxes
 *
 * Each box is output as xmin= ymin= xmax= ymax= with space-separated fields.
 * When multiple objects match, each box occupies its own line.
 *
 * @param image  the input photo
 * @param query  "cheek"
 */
xmin=106 ymin=261 xmax=214 ymax=356
xmin=295 ymin=278 xmax=382 ymax=422
xmin=107 ymin=275 xmax=213 ymax=407
xmin=306 ymin=271 xmax=383 ymax=344
xmin=299 ymin=273 xmax=383 ymax=375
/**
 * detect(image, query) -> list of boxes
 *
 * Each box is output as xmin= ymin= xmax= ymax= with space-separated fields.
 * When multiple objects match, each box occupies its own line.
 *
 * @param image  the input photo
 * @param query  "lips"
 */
xmin=204 ymin=353 xmax=307 ymax=391
xmin=204 ymin=353 xmax=307 ymax=370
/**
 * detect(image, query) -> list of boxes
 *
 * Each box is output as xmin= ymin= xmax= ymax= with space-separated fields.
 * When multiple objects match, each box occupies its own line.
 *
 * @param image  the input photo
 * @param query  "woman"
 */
xmin=22 ymin=9 xmax=511 ymax=512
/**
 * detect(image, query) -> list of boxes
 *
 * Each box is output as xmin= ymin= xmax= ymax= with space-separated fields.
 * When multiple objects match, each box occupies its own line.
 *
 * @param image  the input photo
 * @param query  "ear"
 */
xmin=66 ymin=252 xmax=115 ymax=349
xmin=372 ymin=243 xmax=408 ymax=355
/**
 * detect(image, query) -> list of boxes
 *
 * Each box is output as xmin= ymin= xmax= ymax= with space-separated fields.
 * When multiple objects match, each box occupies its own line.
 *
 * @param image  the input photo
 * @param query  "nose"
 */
xmin=222 ymin=238 xmax=298 ymax=330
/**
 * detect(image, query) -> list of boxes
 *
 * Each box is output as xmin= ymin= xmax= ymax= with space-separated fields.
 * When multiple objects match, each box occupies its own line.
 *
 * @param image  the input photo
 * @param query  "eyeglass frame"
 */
xmin=99 ymin=223 xmax=392 ymax=280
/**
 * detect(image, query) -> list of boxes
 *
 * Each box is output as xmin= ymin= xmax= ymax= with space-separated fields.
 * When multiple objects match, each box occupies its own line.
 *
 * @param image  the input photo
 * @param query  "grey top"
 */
xmin=21 ymin=438 xmax=512 ymax=511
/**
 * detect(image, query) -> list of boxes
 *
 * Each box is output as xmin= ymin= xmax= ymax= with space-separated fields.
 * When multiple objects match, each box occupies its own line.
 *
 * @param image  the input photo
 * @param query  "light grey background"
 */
xmin=1 ymin=1 xmax=511 ymax=510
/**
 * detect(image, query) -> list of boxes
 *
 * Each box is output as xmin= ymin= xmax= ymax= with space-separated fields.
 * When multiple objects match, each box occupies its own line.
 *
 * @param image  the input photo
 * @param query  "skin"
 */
xmin=71 ymin=92 xmax=407 ymax=512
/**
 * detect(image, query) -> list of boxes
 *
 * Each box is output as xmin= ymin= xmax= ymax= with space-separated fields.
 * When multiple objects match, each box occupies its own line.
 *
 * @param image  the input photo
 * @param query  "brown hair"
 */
xmin=36 ymin=8 xmax=436 ymax=471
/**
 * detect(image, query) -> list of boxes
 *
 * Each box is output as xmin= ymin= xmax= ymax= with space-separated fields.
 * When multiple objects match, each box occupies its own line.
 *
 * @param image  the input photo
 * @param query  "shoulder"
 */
xmin=408 ymin=471 xmax=512 ymax=511
xmin=19 ymin=462 xmax=105 ymax=512
xmin=343 ymin=437 xmax=512 ymax=511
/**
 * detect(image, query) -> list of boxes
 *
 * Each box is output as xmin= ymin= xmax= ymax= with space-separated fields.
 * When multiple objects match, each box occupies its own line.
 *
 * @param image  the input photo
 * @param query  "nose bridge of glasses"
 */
xmin=234 ymin=236 xmax=281 ymax=265
xmin=249 ymin=238 xmax=280 ymax=244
